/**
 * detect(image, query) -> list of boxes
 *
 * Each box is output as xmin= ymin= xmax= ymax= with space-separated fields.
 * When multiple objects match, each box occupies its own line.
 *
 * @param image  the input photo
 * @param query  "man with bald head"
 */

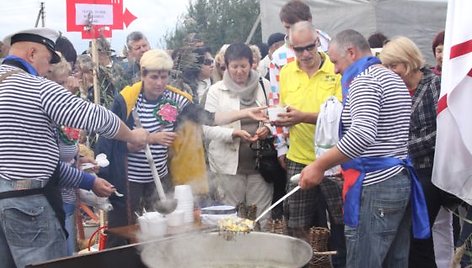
xmin=0 ymin=28 xmax=148 ymax=267
xmin=300 ymin=29 xmax=429 ymax=267
xmin=275 ymin=21 xmax=345 ymax=267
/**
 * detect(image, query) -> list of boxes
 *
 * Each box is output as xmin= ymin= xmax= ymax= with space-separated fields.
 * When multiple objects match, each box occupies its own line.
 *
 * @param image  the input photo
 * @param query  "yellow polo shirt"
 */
xmin=279 ymin=53 xmax=342 ymax=165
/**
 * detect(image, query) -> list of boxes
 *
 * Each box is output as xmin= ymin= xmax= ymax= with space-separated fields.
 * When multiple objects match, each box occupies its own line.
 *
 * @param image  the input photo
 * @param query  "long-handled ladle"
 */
xmin=131 ymin=110 xmax=177 ymax=215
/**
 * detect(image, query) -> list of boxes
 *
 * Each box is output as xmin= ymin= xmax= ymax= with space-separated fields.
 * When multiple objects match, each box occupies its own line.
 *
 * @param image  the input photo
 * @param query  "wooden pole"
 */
xmin=35 ymin=2 xmax=45 ymax=28
xmin=91 ymin=39 xmax=100 ymax=106
xmin=41 ymin=2 xmax=45 ymax=27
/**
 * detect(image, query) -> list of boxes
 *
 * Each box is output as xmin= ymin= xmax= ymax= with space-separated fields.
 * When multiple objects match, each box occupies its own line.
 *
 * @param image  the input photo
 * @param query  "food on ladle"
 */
xmin=218 ymin=216 xmax=255 ymax=233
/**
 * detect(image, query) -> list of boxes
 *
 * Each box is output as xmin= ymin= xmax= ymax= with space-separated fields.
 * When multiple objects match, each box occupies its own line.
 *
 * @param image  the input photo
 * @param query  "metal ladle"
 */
xmin=131 ymin=110 xmax=177 ymax=215
xmin=253 ymin=174 xmax=301 ymax=222
xmin=220 ymin=174 xmax=301 ymax=238
xmin=254 ymin=184 xmax=300 ymax=223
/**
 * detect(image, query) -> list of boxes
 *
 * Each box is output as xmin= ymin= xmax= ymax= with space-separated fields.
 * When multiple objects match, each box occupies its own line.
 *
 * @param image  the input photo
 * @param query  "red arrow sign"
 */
xmin=122 ymin=7 xmax=137 ymax=28
xmin=66 ymin=0 xmax=137 ymax=39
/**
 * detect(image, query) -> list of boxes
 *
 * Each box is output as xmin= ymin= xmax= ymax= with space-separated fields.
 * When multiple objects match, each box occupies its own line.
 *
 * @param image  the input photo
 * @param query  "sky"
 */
xmin=0 ymin=0 xmax=190 ymax=55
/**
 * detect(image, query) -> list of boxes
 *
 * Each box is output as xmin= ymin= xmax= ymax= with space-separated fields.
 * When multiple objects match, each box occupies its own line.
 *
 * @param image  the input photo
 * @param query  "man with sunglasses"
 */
xmin=275 ymin=21 xmax=346 ymax=268
xmin=266 ymin=1 xmax=331 ymax=223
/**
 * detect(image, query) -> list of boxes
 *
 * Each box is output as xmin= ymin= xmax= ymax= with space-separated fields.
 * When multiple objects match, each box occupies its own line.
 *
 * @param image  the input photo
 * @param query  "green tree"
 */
xmin=165 ymin=0 xmax=262 ymax=53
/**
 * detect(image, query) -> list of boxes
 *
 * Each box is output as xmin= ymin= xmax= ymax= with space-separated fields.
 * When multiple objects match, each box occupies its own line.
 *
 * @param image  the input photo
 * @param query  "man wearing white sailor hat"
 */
xmin=3 ymin=27 xmax=61 ymax=76
xmin=0 ymin=27 xmax=150 ymax=268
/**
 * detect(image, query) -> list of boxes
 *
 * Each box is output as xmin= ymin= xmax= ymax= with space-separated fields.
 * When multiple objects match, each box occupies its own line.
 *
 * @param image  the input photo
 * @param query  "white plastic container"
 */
xmin=200 ymin=205 xmax=237 ymax=226
xmin=167 ymin=210 xmax=185 ymax=227
xmin=174 ymin=185 xmax=194 ymax=223
xmin=138 ymin=212 xmax=168 ymax=239
xmin=267 ymin=106 xmax=286 ymax=121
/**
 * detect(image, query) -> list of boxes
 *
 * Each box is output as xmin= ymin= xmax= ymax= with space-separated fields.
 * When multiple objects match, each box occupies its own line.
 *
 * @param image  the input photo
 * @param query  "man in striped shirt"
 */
xmin=299 ymin=30 xmax=428 ymax=267
xmin=0 ymin=28 xmax=149 ymax=268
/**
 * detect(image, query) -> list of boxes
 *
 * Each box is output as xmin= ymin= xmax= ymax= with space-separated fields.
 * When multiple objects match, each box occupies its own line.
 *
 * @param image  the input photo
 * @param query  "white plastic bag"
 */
xmin=314 ymin=96 xmax=343 ymax=176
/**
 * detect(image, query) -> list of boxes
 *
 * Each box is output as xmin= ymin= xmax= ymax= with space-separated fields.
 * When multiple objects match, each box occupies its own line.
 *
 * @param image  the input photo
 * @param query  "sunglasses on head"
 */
xmin=292 ymin=43 xmax=318 ymax=53
xmin=203 ymin=58 xmax=214 ymax=66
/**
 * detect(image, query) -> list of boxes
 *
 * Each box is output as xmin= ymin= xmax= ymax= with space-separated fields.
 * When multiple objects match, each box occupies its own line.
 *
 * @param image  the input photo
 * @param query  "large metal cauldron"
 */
xmin=140 ymin=232 xmax=313 ymax=268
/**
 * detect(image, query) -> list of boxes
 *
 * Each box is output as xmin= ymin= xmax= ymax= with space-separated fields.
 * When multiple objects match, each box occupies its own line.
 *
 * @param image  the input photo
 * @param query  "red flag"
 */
xmin=432 ymin=0 xmax=472 ymax=205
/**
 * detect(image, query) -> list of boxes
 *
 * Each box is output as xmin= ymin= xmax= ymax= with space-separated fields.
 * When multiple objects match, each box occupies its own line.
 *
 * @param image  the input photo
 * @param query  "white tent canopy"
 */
xmin=260 ymin=0 xmax=447 ymax=64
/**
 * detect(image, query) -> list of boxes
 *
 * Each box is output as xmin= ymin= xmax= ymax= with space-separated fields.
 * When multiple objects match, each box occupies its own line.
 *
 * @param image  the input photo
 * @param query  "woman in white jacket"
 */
xmin=204 ymin=43 xmax=273 ymax=220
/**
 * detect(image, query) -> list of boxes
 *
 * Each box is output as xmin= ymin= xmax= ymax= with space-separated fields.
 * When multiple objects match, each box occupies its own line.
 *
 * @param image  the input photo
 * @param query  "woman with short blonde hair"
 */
xmin=380 ymin=36 xmax=457 ymax=268
xmin=47 ymin=55 xmax=72 ymax=86
xmin=249 ymin=44 xmax=262 ymax=70
xmin=380 ymin=36 xmax=425 ymax=77
xmin=212 ymin=44 xmax=230 ymax=82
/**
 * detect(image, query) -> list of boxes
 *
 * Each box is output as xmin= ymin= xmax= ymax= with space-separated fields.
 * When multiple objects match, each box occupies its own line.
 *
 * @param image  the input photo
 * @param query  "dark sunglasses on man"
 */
xmin=292 ymin=38 xmax=321 ymax=53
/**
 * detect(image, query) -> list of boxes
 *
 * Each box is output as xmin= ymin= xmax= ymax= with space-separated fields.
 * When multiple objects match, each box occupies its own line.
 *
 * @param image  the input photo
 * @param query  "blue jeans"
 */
xmin=0 ymin=180 xmax=67 ymax=268
xmin=63 ymin=202 xmax=76 ymax=256
xmin=345 ymin=172 xmax=411 ymax=268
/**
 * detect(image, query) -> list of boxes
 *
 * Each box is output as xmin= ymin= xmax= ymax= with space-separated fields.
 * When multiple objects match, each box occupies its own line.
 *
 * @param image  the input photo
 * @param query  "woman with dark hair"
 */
xmin=203 ymin=43 xmax=273 ymax=221
xmin=181 ymin=46 xmax=214 ymax=104
xmin=367 ymin=32 xmax=389 ymax=49
xmin=431 ymin=30 xmax=445 ymax=76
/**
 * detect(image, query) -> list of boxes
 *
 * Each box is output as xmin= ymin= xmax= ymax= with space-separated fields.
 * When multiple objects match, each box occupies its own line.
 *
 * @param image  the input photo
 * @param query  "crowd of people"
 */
xmin=0 ymin=0 xmax=470 ymax=267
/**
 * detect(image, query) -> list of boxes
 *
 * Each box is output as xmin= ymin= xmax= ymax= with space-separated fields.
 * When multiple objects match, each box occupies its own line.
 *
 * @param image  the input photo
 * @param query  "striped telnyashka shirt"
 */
xmin=0 ymin=65 xmax=120 ymax=187
xmin=337 ymin=65 xmax=411 ymax=186
xmin=127 ymin=90 xmax=189 ymax=183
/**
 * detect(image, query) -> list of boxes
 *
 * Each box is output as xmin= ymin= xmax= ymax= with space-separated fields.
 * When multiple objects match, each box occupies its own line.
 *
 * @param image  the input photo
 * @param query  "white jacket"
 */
xmin=203 ymin=78 xmax=270 ymax=175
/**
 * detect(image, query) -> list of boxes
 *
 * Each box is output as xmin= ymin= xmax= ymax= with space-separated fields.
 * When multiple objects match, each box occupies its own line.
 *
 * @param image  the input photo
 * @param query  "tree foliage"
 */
xmin=165 ymin=0 xmax=262 ymax=53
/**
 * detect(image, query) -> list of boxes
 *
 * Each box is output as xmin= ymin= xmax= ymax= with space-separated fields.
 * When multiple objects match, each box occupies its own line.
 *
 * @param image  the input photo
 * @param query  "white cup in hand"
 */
xmin=267 ymin=106 xmax=286 ymax=122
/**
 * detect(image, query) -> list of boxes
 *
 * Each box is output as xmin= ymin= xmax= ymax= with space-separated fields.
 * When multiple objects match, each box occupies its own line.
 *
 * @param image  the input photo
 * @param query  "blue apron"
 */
xmin=339 ymin=56 xmax=430 ymax=239
xmin=341 ymin=157 xmax=430 ymax=239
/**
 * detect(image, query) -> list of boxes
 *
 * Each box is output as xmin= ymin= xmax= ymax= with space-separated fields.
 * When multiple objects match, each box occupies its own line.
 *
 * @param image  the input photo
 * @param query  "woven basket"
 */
xmin=236 ymin=203 xmax=257 ymax=220
xmin=308 ymin=227 xmax=332 ymax=268
xmin=263 ymin=218 xmax=288 ymax=235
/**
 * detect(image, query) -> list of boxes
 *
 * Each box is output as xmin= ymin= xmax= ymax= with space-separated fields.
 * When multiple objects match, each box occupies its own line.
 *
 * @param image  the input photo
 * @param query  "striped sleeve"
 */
xmin=39 ymin=79 xmax=120 ymax=139
xmin=58 ymin=161 xmax=95 ymax=189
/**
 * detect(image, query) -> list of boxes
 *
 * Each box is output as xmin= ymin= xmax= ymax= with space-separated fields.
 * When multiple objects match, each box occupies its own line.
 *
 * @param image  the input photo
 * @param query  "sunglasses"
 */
xmin=292 ymin=43 xmax=318 ymax=53
xmin=203 ymin=58 xmax=214 ymax=66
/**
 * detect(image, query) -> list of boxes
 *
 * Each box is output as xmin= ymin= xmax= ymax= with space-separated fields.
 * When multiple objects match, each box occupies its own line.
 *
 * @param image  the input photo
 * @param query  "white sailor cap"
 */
xmin=3 ymin=28 xmax=61 ymax=64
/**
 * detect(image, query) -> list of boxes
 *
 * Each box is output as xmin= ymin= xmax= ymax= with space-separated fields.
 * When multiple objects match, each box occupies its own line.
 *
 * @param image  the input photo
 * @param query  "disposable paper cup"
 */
xmin=174 ymin=185 xmax=193 ymax=199
xmin=167 ymin=210 xmax=185 ymax=227
xmin=267 ymin=106 xmax=286 ymax=121
xmin=138 ymin=212 xmax=168 ymax=238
